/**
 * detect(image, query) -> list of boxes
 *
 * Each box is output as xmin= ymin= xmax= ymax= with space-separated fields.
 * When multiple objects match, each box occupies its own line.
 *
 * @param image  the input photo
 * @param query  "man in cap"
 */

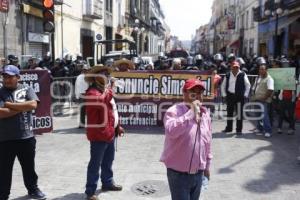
xmin=84 ymin=65 xmax=124 ymax=200
xmin=75 ymin=64 xmax=91 ymax=128
xmin=0 ymin=65 xmax=46 ymax=200
xmin=161 ymin=78 xmax=212 ymax=200
xmin=221 ymin=61 xmax=251 ymax=135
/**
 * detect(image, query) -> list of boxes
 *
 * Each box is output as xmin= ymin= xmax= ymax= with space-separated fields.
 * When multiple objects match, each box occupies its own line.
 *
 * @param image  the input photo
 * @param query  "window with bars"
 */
xmin=27 ymin=15 xmax=43 ymax=34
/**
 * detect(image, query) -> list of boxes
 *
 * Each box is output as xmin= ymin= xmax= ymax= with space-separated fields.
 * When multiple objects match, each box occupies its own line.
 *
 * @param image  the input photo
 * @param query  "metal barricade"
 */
xmin=51 ymin=76 xmax=77 ymax=115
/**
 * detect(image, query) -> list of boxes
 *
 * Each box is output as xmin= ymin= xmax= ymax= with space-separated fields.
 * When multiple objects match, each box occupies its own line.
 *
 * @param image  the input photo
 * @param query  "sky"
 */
xmin=160 ymin=0 xmax=213 ymax=41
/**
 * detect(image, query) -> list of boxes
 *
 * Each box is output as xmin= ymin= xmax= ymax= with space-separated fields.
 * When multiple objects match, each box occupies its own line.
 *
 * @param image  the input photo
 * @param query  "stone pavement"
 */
xmin=9 ymin=111 xmax=300 ymax=200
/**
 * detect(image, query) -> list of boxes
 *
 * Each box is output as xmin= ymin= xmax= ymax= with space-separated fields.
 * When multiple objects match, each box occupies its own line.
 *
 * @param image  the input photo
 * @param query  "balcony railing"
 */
xmin=83 ymin=0 xmax=103 ymax=19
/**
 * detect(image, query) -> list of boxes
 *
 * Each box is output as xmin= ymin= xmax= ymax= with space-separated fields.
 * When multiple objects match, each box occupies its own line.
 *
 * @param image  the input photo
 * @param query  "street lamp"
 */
xmin=133 ymin=19 xmax=145 ymax=33
xmin=264 ymin=0 xmax=284 ymax=59
xmin=131 ymin=18 xmax=145 ymax=54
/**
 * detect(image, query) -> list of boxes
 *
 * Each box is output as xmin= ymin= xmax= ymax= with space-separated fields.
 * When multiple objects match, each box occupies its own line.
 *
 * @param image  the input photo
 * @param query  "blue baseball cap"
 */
xmin=2 ymin=65 xmax=20 ymax=76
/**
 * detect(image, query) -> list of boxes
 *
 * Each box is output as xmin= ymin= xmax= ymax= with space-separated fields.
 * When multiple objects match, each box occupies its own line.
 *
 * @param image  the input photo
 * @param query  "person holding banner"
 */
xmin=0 ymin=65 xmax=46 ymax=200
xmin=161 ymin=78 xmax=212 ymax=200
xmin=277 ymin=89 xmax=297 ymax=135
xmin=221 ymin=61 xmax=251 ymax=135
xmin=84 ymin=65 xmax=124 ymax=200
xmin=251 ymin=65 xmax=274 ymax=138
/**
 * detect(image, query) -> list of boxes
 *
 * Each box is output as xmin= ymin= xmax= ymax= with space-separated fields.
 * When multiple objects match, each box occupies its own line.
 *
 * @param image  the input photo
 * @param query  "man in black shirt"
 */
xmin=0 ymin=65 xmax=46 ymax=200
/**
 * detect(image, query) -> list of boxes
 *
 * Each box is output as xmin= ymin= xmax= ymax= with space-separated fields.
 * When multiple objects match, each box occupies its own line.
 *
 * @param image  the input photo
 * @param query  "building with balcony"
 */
xmin=257 ymin=0 xmax=300 ymax=58
xmin=54 ymin=0 xmax=104 ymax=59
xmin=0 ymin=0 xmax=53 ymax=62
xmin=124 ymin=0 xmax=168 ymax=56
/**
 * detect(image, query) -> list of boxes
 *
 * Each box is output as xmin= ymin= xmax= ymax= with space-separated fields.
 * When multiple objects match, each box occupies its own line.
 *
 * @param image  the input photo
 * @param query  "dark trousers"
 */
xmin=0 ymin=137 xmax=38 ymax=200
xmin=226 ymin=93 xmax=245 ymax=132
xmin=167 ymin=168 xmax=203 ymax=200
xmin=278 ymin=100 xmax=295 ymax=130
xmin=79 ymin=98 xmax=86 ymax=127
xmin=85 ymin=139 xmax=115 ymax=196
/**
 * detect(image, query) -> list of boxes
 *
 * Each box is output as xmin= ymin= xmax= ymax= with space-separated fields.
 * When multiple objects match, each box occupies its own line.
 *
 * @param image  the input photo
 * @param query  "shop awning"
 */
xmin=22 ymin=3 xmax=43 ymax=18
xmin=219 ymin=46 xmax=226 ymax=52
xmin=116 ymin=33 xmax=135 ymax=43
xmin=229 ymin=39 xmax=240 ymax=48
xmin=259 ymin=15 xmax=300 ymax=33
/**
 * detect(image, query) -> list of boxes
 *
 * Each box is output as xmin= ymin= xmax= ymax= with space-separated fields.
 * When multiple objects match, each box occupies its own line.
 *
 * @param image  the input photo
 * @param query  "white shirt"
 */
xmin=253 ymin=75 xmax=274 ymax=94
xmin=110 ymin=98 xmax=119 ymax=128
xmin=75 ymin=74 xmax=89 ymax=99
xmin=221 ymin=70 xmax=251 ymax=97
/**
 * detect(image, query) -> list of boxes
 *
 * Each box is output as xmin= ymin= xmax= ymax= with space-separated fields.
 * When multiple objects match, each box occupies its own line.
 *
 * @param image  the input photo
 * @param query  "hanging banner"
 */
xmin=0 ymin=70 xmax=53 ymax=134
xmin=111 ymin=70 xmax=214 ymax=127
xmin=0 ymin=0 xmax=9 ymax=12
xmin=227 ymin=5 xmax=236 ymax=30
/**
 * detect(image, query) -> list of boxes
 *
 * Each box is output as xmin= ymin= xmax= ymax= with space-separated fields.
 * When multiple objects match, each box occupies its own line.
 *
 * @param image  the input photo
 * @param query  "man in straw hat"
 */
xmin=84 ymin=65 xmax=124 ymax=200
xmin=113 ymin=58 xmax=135 ymax=72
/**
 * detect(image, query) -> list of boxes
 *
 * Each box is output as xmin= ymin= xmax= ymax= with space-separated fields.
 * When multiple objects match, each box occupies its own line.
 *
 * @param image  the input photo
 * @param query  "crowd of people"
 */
xmin=0 ymin=50 xmax=299 ymax=200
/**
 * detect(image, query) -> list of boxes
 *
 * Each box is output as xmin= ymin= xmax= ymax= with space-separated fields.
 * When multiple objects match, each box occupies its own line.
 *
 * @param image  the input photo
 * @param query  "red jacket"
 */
xmin=85 ymin=87 xmax=115 ymax=142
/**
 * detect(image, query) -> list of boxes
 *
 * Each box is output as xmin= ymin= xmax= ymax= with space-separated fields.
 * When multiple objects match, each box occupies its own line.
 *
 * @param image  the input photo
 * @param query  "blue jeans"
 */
xmin=256 ymin=102 xmax=272 ymax=134
xmin=167 ymin=168 xmax=203 ymax=200
xmin=85 ymin=140 xmax=115 ymax=196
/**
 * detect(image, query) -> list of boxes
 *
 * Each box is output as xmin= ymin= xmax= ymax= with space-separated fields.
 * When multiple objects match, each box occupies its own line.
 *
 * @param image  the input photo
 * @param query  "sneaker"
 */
xmin=287 ymin=129 xmax=295 ymax=135
xmin=252 ymin=128 xmax=262 ymax=134
xmin=28 ymin=188 xmax=46 ymax=200
xmin=86 ymin=195 xmax=99 ymax=200
xmin=277 ymin=128 xmax=283 ymax=134
xmin=264 ymin=132 xmax=272 ymax=138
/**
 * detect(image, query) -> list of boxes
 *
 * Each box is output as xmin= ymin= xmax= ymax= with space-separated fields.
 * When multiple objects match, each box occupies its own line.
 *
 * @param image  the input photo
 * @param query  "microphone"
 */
xmin=195 ymin=104 xmax=201 ymax=123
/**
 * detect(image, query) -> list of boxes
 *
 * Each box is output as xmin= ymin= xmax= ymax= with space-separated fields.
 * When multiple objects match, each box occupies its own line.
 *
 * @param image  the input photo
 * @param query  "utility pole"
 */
xmin=1 ymin=12 xmax=8 ymax=58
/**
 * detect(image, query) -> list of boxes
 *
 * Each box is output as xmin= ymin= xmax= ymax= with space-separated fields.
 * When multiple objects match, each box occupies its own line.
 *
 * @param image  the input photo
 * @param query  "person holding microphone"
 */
xmin=160 ymin=78 xmax=213 ymax=200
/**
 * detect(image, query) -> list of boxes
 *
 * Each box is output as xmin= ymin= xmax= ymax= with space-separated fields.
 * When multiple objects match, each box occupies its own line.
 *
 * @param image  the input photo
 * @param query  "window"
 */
xmin=251 ymin=9 xmax=255 ymax=27
xmin=27 ymin=15 xmax=43 ymax=33
xmin=105 ymin=0 xmax=112 ymax=12
xmin=241 ymin=14 xmax=244 ymax=29
xmin=246 ymin=10 xmax=249 ymax=29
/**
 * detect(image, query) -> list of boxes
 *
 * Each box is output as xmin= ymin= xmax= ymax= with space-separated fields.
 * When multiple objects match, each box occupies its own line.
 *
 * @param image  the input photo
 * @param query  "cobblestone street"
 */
xmin=9 ymin=112 xmax=300 ymax=200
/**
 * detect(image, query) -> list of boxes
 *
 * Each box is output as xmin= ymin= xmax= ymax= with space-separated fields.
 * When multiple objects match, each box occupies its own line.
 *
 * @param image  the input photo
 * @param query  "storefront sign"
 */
xmin=28 ymin=32 xmax=50 ymax=44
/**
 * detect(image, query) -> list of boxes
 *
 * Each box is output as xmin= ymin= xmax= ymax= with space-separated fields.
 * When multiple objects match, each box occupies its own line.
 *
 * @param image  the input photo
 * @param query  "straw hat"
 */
xmin=113 ymin=58 xmax=135 ymax=71
xmin=84 ymin=64 xmax=112 ymax=84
